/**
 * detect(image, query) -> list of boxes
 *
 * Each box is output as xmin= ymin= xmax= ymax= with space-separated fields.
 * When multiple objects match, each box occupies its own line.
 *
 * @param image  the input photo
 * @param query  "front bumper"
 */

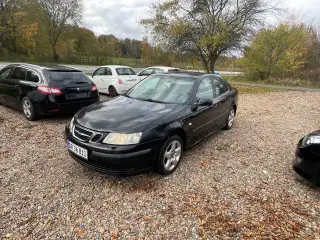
xmin=65 ymin=125 xmax=162 ymax=176
xmin=293 ymin=144 xmax=320 ymax=183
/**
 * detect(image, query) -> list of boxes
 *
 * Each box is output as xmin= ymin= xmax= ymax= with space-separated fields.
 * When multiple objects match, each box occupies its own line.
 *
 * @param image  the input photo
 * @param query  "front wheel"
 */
xmin=21 ymin=97 xmax=37 ymax=121
xmin=156 ymin=135 xmax=183 ymax=175
xmin=224 ymin=107 xmax=235 ymax=130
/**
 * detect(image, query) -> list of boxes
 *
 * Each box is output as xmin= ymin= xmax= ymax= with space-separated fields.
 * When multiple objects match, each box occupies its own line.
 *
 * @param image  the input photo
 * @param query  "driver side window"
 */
xmin=0 ymin=67 xmax=13 ymax=79
xmin=93 ymin=68 xmax=106 ymax=76
xmin=141 ymin=69 xmax=154 ymax=76
xmin=196 ymin=78 xmax=214 ymax=100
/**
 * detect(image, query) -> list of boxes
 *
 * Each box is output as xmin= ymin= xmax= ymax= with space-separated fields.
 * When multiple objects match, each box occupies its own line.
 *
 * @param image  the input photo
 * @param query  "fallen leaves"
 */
xmin=145 ymin=216 xmax=151 ymax=221
xmin=201 ymin=161 xmax=208 ymax=167
xmin=3 ymin=233 xmax=13 ymax=238
xmin=75 ymin=229 xmax=85 ymax=238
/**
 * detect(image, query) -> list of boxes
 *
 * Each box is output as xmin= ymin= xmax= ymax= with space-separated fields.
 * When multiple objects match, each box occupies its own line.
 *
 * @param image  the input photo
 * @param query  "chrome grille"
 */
xmin=90 ymin=134 xmax=103 ymax=143
xmin=73 ymin=125 xmax=93 ymax=141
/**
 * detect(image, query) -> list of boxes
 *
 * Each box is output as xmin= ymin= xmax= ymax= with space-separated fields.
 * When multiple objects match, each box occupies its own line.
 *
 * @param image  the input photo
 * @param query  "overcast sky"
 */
xmin=83 ymin=0 xmax=320 ymax=40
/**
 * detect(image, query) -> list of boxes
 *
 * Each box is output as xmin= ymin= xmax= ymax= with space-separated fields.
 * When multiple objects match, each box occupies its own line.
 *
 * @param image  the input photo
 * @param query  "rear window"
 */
xmin=116 ymin=68 xmax=136 ymax=76
xmin=47 ymin=71 xmax=90 ymax=82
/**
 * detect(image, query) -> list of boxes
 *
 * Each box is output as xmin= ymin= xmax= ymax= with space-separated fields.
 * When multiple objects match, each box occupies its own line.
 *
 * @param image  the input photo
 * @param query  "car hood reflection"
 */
xmin=76 ymin=96 xmax=181 ymax=133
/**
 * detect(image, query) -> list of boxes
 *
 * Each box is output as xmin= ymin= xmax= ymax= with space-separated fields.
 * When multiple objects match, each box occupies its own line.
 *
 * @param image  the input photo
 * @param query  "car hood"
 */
xmin=75 ymin=96 xmax=182 ymax=133
xmin=308 ymin=130 xmax=320 ymax=137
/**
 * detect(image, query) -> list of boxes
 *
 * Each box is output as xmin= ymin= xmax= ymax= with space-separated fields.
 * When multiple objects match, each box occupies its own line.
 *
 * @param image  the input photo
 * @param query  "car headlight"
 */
xmin=302 ymin=135 xmax=320 ymax=146
xmin=70 ymin=117 xmax=75 ymax=130
xmin=102 ymin=132 xmax=142 ymax=145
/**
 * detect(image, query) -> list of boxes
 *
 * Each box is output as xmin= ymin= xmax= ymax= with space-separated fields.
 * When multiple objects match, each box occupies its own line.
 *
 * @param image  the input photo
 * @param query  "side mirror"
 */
xmin=197 ymin=98 xmax=213 ymax=106
xmin=192 ymin=98 xmax=212 ymax=111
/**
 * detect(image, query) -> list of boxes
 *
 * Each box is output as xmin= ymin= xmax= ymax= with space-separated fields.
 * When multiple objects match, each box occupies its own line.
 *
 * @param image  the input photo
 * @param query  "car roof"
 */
xmin=100 ymin=65 xmax=132 ymax=68
xmin=6 ymin=63 xmax=80 ymax=72
xmin=145 ymin=66 xmax=180 ymax=70
xmin=152 ymin=71 xmax=208 ymax=79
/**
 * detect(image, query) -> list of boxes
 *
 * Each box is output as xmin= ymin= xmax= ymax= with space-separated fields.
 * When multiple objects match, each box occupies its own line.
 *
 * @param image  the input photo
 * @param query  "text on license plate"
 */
xmin=67 ymin=140 xmax=88 ymax=160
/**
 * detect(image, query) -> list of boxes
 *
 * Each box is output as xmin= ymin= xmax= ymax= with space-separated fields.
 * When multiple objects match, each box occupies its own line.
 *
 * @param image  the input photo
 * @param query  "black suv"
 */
xmin=0 ymin=63 xmax=99 ymax=120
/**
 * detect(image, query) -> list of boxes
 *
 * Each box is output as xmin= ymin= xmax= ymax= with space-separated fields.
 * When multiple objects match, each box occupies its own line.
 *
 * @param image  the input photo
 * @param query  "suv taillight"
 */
xmin=91 ymin=85 xmax=97 ymax=92
xmin=118 ymin=79 xmax=123 ymax=84
xmin=38 ymin=86 xmax=62 ymax=95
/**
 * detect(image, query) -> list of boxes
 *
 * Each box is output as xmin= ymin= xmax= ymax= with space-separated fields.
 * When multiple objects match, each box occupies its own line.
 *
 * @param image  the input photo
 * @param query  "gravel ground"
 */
xmin=1 ymin=92 xmax=320 ymax=239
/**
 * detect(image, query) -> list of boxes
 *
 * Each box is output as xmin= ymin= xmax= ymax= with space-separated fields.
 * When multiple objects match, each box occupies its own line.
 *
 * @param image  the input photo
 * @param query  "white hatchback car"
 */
xmin=137 ymin=66 xmax=180 ymax=81
xmin=90 ymin=65 xmax=138 ymax=97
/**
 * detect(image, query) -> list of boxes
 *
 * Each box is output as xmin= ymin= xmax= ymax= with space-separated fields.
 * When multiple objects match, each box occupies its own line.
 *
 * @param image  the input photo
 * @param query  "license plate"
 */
xmin=67 ymin=140 xmax=88 ymax=160
xmin=67 ymin=92 xmax=89 ymax=99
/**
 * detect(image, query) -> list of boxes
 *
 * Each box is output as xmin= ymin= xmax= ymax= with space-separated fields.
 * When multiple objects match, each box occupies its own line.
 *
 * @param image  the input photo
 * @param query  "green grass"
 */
xmin=230 ymin=84 xmax=283 ymax=94
xmin=223 ymin=75 xmax=320 ymax=89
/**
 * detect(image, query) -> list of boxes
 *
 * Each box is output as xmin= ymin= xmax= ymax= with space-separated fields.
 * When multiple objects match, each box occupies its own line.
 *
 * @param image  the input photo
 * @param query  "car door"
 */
xmin=102 ymin=67 xmax=113 ymax=93
xmin=92 ymin=67 xmax=107 ymax=92
xmin=186 ymin=77 xmax=220 ymax=145
xmin=0 ymin=66 xmax=14 ymax=104
xmin=212 ymin=77 xmax=233 ymax=128
xmin=2 ymin=67 xmax=26 ymax=108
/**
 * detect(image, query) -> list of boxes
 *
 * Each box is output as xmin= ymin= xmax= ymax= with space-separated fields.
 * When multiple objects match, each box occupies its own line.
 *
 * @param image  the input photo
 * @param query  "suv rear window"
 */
xmin=116 ymin=68 xmax=136 ymax=75
xmin=47 ymin=71 xmax=90 ymax=83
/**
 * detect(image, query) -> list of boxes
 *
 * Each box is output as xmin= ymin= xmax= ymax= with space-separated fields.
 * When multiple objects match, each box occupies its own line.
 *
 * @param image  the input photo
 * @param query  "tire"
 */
xmin=156 ymin=135 xmax=183 ymax=175
xmin=109 ymin=86 xmax=118 ymax=98
xmin=21 ymin=97 xmax=37 ymax=121
xmin=224 ymin=107 xmax=236 ymax=130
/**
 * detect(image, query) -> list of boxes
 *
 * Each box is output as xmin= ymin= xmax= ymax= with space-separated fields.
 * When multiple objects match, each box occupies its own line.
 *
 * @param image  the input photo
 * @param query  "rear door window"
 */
xmin=168 ymin=68 xmax=180 ymax=72
xmin=11 ymin=67 xmax=27 ymax=80
xmin=116 ymin=68 xmax=135 ymax=75
xmin=26 ymin=71 xmax=40 ymax=83
xmin=212 ymin=77 xmax=229 ymax=97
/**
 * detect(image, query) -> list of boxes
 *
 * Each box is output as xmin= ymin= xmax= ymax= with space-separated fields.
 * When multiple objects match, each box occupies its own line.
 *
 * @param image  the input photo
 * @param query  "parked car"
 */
xmin=0 ymin=63 xmax=99 ymax=121
xmin=293 ymin=130 xmax=320 ymax=184
xmin=90 ymin=65 xmax=138 ymax=97
xmin=137 ymin=66 xmax=180 ymax=81
xmin=65 ymin=72 xmax=238 ymax=176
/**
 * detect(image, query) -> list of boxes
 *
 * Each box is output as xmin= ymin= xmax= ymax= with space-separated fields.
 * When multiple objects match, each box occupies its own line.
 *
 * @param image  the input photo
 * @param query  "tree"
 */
xmin=38 ymin=0 xmax=83 ymax=62
xmin=241 ymin=23 xmax=313 ymax=80
xmin=141 ymin=0 xmax=280 ymax=72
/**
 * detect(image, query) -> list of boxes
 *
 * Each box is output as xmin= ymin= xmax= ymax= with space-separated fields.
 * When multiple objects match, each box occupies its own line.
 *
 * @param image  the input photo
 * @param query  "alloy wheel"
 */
xmin=163 ymin=140 xmax=182 ymax=171
xmin=23 ymin=99 xmax=32 ymax=118
xmin=228 ymin=109 xmax=235 ymax=128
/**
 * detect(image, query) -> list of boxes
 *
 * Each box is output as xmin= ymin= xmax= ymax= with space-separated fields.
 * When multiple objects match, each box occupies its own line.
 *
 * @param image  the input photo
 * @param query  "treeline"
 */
xmin=240 ymin=22 xmax=320 ymax=83
xmin=0 ymin=0 xmax=241 ymax=70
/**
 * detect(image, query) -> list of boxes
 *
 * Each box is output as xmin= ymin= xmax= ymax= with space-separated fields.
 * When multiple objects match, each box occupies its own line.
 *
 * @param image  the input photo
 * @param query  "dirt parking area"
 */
xmin=1 ymin=92 xmax=320 ymax=239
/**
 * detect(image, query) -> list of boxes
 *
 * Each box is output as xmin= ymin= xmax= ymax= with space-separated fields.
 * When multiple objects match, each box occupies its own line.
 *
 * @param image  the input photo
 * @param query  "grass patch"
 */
xmin=224 ymin=75 xmax=320 ymax=89
xmin=231 ymin=84 xmax=283 ymax=94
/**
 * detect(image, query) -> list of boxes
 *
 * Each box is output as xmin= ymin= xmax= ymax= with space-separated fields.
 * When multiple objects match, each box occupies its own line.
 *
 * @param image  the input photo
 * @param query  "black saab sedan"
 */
xmin=65 ymin=72 xmax=238 ymax=175
xmin=0 ymin=63 xmax=99 ymax=121
xmin=293 ymin=130 xmax=320 ymax=184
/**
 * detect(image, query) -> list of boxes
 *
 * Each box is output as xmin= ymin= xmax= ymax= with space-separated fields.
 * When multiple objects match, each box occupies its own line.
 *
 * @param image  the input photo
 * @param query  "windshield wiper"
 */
xmin=74 ymin=81 xmax=88 ymax=84
xmin=145 ymin=99 xmax=165 ymax=103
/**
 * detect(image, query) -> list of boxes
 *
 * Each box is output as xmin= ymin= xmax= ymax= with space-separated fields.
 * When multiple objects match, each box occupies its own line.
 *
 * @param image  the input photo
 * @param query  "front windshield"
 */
xmin=126 ymin=75 xmax=194 ymax=104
